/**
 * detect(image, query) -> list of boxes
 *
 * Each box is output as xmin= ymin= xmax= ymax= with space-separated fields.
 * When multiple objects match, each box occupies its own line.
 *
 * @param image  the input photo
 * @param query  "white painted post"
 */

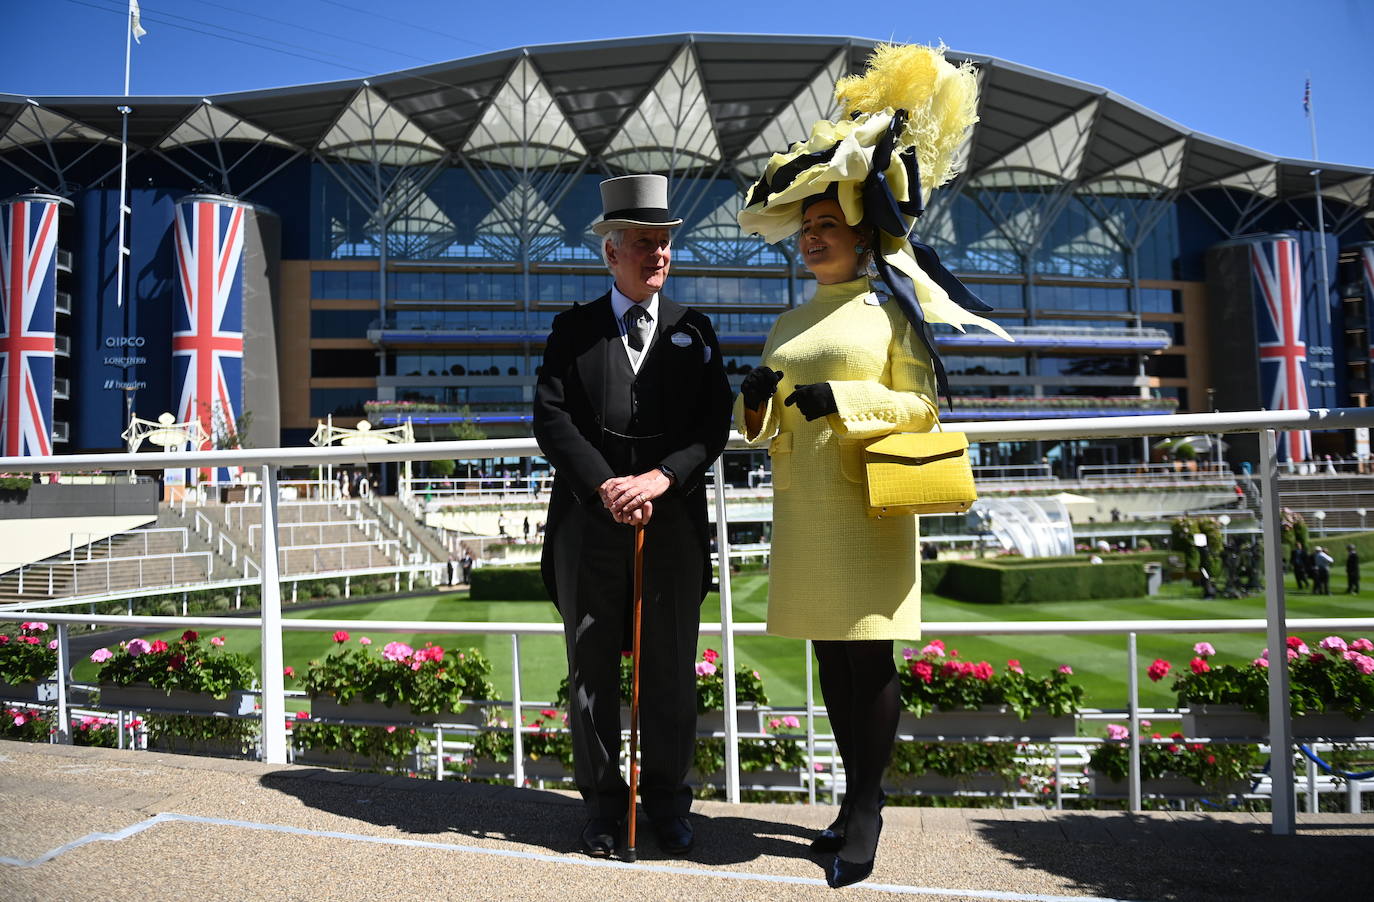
xmin=511 ymin=633 xmax=524 ymax=787
xmin=1260 ymin=429 xmax=1296 ymax=835
xmin=54 ymin=625 xmax=71 ymax=745
xmin=1127 ymin=632 xmax=1141 ymax=812
xmin=258 ymin=464 xmax=287 ymax=764
xmin=711 ymin=457 xmax=740 ymax=804
xmin=435 ymin=725 xmax=444 ymax=781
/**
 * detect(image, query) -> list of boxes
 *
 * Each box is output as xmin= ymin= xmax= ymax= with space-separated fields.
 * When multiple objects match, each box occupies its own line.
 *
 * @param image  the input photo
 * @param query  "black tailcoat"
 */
xmin=533 ymin=292 xmax=732 ymax=819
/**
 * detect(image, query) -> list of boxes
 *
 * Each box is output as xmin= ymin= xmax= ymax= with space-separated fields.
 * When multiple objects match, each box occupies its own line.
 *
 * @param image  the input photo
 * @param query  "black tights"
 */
xmin=813 ymin=638 xmax=899 ymax=862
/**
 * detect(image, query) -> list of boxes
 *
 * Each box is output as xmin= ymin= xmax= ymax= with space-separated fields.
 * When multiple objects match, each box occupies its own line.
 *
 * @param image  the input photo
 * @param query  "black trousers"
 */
xmin=551 ymin=495 xmax=702 ymax=820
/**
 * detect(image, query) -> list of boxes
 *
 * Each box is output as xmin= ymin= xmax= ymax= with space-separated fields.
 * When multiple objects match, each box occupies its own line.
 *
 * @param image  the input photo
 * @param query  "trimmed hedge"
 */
xmin=469 ymin=565 xmax=549 ymax=602
xmin=920 ymin=560 xmax=952 ymax=594
xmin=939 ymin=558 xmax=1146 ymax=604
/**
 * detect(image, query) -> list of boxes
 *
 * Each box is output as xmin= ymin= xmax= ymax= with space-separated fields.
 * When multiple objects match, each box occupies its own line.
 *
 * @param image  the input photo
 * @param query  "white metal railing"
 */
xmin=222 ymin=499 xmax=363 ymax=531
xmin=279 ymin=539 xmax=401 ymax=575
xmin=1077 ymin=461 xmax=1234 ymax=482
xmin=8 ymin=551 xmax=212 ymax=597
xmin=3 ymin=404 xmax=1374 ymax=836
xmin=246 ymin=519 xmax=384 ymax=551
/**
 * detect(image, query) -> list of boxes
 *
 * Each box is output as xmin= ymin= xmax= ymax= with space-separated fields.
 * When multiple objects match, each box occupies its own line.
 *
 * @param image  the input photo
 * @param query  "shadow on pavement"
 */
xmin=970 ymin=813 xmax=1373 ymax=902
xmin=259 ymin=770 xmax=822 ymax=867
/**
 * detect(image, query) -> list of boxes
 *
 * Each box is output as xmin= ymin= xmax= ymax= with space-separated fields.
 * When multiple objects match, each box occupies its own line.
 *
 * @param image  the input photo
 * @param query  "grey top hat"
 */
xmin=592 ymin=174 xmax=683 ymax=236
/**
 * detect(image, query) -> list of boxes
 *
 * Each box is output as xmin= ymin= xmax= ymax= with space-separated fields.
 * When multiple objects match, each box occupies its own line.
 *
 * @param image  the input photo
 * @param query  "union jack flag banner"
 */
xmin=172 ymin=198 xmax=245 ymax=481
xmin=0 ymin=198 xmax=59 ymax=457
xmin=1251 ymin=236 xmax=1311 ymax=463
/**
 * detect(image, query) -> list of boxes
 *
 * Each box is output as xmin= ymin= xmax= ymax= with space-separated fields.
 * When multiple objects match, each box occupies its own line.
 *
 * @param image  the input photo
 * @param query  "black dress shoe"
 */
xmin=580 ymin=817 xmax=620 ymax=858
xmin=812 ymin=790 xmax=885 ymax=853
xmin=652 ymin=816 xmax=694 ymax=855
xmin=826 ymin=814 xmax=882 ymax=889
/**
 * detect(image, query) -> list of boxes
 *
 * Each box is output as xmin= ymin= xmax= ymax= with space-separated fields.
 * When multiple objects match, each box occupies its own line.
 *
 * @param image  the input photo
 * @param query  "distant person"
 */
xmin=1347 ymin=544 xmax=1361 ymax=595
xmin=522 ymin=516 xmax=530 ymax=542
xmin=1312 ymin=546 xmax=1334 ymax=595
xmin=1291 ymin=542 xmax=1309 ymax=590
xmin=1110 ymin=507 xmax=1121 ymax=523
xmin=460 ymin=548 xmax=475 ymax=584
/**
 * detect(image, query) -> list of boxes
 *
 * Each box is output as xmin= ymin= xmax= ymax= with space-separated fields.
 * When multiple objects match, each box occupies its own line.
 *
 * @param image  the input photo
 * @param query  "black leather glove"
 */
xmin=740 ymin=365 xmax=785 ymax=410
xmin=783 ymin=382 xmax=838 ymax=421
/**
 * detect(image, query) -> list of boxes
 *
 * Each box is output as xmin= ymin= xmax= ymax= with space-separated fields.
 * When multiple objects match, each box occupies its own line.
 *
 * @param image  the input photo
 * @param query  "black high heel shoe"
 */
xmin=811 ymin=790 xmax=885 ymax=854
xmin=825 ymin=814 xmax=882 ymax=889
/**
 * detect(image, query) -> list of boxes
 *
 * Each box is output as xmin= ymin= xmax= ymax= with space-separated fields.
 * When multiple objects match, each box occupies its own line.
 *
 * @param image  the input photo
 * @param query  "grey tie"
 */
xmin=623 ymin=304 xmax=653 ymax=361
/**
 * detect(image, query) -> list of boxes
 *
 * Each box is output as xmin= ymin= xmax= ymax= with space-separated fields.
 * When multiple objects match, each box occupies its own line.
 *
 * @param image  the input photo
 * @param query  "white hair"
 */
xmin=600 ymin=229 xmax=625 ymax=273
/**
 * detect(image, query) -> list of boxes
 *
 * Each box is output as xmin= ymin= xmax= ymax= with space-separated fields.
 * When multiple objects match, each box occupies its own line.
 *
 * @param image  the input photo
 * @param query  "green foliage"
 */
xmin=144 ymin=714 xmax=258 ymax=753
xmin=693 ymin=733 xmax=806 ymax=775
xmin=301 ymin=635 xmax=496 ymax=716
xmin=470 ymin=710 xmax=574 ymax=767
xmin=1169 ymin=637 xmax=1374 ymax=719
xmin=1169 ymin=516 xmax=1223 ymax=570
xmin=469 ymin=566 xmax=548 ymax=602
xmin=0 ymin=623 xmax=57 ymax=683
xmin=940 ymin=559 xmax=1145 ymax=604
xmin=0 ymin=476 xmax=32 ymax=497
xmin=0 ymin=705 xmax=50 ymax=741
xmin=887 ymin=741 xmax=1020 ymax=780
xmin=920 ymin=560 xmax=951 ymax=593
xmin=293 ymin=721 xmax=420 ymax=765
xmin=555 ymin=648 xmax=769 ymax=713
xmin=1088 ymin=733 xmax=1263 ymax=786
xmin=428 ymin=458 xmax=457 ymax=478
xmin=94 ymin=630 xmax=257 ymax=698
xmin=898 ymin=641 xmax=1082 ymax=718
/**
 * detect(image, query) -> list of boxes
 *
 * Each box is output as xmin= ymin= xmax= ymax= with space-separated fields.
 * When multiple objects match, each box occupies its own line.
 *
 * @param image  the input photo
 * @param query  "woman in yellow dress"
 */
xmin=732 ymin=44 xmax=1011 ymax=888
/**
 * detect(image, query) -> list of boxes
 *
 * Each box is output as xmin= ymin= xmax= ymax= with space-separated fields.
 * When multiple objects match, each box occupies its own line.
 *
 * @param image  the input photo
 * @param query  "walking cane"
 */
xmin=623 ymin=521 xmax=646 ymax=863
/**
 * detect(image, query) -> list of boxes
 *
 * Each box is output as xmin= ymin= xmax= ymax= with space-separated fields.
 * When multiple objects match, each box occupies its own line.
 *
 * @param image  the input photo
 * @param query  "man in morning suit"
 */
xmin=533 ymin=174 xmax=733 ymax=859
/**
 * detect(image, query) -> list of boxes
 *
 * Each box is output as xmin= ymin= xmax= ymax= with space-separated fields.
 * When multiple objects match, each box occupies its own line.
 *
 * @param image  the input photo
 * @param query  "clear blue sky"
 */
xmin=5 ymin=0 xmax=1372 ymax=168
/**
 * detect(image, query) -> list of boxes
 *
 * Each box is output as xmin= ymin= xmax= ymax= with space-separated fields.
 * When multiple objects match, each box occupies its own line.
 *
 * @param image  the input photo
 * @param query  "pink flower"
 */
xmin=1107 ymin=725 xmax=1131 ymax=742
xmin=333 ymin=630 xmax=350 ymax=644
xmin=21 ymin=621 xmax=48 ymax=632
xmin=783 ymin=715 xmax=800 ymax=729
xmin=1287 ymin=636 xmax=1310 ymax=655
xmin=126 ymin=639 xmax=151 ymax=658
xmin=90 ymin=648 xmax=113 ymax=663
xmin=541 ymin=709 xmax=558 ymax=719
xmin=359 ymin=637 xmax=372 ymax=646
xmin=769 ymin=718 xmax=782 ymax=730
xmin=1058 ymin=665 xmax=1073 ymax=675
xmin=47 ymin=639 xmax=58 ymax=650
xmin=382 ymin=642 xmax=414 ymax=662
xmin=972 ymin=662 xmax=995 ymax=681
xmin=13 ymin=713 xmax=27 ymax=726
xmin=1253 ymin=657 xmax=1269 ymax=668
xmin=0 ymin=636 xmax=9 ymax=645
xmin=1193 ymin=642 xmax=1215 ymax=658
xmin=385 ymin=725 xmax=397 ymax=734
xmin=695 ymin=661 xmax=717 ymax=677
xmin=1190 ymin=657 xmax=1211 ymax=675
xmin=210 ymin=637 xmax=225 ymax=646
xmin=283 ymin=666 xmax=295 ymax=677
xmin=1356 ymin=655 xmax=1374 ymax=676
xmin=149 ymin=640 xmax=169 ymax=653
xmin=1351 ymin=638 xmax=1374 ymax=652
xmin=920 ymin=641 xmax=945 ymax=657
xmin=1319 ymin=636 xmax=1347 ymax=653
xmin=901 ymin=647 xmax=915 ymax=660
xmin=1287 ymin=648 xmax=1300 ymax=662
xmin=911 ymin=661 xmax=934 ymax=684
xmin=1006 ymin=659 xmax=1024 ymax=674
xmin=1147 ymin=658 xmax=1171 ymax=682
xmin=702 ymin=648 xmax=719 ymax=664
xmin=1140 ymin=719 xmax=1152 ymax=728
xmin=295 ymin=710 xmax=309 ymax=720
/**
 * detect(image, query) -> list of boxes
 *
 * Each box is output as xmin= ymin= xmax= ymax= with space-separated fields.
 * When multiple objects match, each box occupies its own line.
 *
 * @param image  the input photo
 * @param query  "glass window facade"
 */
xmin=391 ymin=353 xmax=526 ymax=376
xmin=1038 ymin=356 xmax=1135 ymax=376
xmin=312 ymin=349 xmax=379 ymax=378
xmin=310 ymin=309 xmax=378 ymax=337
xmin=1034 ymin=284 xmax=1130 ymax=313
xmin=310 ymin=388 xmax=371 ymax=417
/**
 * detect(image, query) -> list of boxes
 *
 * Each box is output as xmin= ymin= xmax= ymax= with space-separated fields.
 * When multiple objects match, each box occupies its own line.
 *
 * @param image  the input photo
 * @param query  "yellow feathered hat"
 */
xmin=738 ymin=43 xmax=1011 ymax=399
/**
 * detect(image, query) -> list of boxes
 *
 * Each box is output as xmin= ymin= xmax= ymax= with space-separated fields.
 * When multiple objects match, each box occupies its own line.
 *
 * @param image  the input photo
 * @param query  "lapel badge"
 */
xmin=670 ymin=331 xmax=693 ymax=347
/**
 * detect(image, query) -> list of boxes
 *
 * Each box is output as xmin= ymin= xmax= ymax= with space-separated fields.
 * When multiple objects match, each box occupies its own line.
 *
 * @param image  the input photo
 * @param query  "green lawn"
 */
xmin=69 ymin=567 xmax=1373 ymax=713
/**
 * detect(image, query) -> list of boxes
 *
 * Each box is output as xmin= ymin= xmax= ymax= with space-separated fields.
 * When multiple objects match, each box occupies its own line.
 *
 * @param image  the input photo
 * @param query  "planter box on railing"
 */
xmin=0 ymin=680 xmax=59 ymax=704
xmin=469 ymin=756 xmax=572 ymax=782
xmin=1182 ymin=704 xmax=1373 ymax=740
xmin=309 ymin=695 xmax=488 ymax=726
xmin=1089 ymin=773 xmax=1251 ymax=798
xmin=99 ymin=684 xmax=256 ymax=716
xmin=888 ymin=772 xmax=1008 ymax=795
xmin=147 ymin=734 xmax=255 ymax=758
xmin=294 ymin=747 xmax=408 ymax=771
xmin=898 ymin=706 xmax=1075 ymax=739
xmin=615 ymin=705 xmax=769 ymax=734
xmin=692 ymin=767 xmax=802 ymax=789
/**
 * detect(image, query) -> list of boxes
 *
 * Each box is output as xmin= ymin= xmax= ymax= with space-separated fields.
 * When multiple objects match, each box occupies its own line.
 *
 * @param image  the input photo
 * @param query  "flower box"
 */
xmin=616 ymin=705 xmax=768 ymax=734
xmin=467 ymin=756 xmax=572 ymax=782
xmin=309 ymin=695 xmax=488 ymax=726
xmin=0 ymin=680 xmax=59 ymax=704
xmin=99 ymin=684 xmax=256 ymax=716
xmin=897 ymin=706 xmax=1075 ymax=739
xmin=1182 ymin=704 xmax=1373 ymax=740
xmin=691 ymin=767 xmax=803 ymax=789
xmin=888 ymin=771 xmax=1008 ymax=795
xmin=1089 ymin=773 xmax=1251 ymax=798
xmin=295 ymin=747 xmax=404 ymax=771
xmin=147 ymin=733 xmax=255 ymax=758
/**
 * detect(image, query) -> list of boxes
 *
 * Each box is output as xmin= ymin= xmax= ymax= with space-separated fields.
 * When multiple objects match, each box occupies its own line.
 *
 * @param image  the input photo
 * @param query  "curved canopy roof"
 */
xmin=1 ymin=33 xmax=1370 ymax=215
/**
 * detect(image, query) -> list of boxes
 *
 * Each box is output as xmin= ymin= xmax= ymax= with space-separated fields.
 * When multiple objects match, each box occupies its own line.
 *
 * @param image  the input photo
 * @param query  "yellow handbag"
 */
xmin=862 ymin=427 xmax=977 ymax=518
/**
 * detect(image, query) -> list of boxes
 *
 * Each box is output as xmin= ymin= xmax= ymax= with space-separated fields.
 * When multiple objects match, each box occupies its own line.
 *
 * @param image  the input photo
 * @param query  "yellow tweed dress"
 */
xmin=733 ymin=277 xmax=939 ymax=641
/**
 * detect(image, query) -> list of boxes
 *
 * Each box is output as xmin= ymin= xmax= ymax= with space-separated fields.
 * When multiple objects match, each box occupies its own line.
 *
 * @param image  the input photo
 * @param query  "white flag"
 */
xmin=130 ymin=0 xmax=148 ymax=43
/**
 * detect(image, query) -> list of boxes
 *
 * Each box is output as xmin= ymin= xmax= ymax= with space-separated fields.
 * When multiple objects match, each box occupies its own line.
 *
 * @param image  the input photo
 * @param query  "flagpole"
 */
xmin=1305 ymin=75 xmax=1331 ymax=333
xmin=117 ymin=3 xmax=135 ymax=431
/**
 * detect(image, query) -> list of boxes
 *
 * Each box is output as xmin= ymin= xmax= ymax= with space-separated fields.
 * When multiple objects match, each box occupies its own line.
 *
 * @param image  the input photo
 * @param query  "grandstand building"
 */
xmin=3 ymin=34 xmax=1372 ymax=476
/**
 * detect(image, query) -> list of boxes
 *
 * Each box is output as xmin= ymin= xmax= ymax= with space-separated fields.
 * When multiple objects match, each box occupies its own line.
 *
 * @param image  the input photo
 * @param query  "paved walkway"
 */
xmin=1 ymin=740 xmax=1370 ymax=901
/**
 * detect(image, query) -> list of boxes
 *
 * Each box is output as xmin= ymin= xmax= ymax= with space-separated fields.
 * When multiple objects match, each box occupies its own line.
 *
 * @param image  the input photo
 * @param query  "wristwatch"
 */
xmin=657 ymin=464 xmax=677 ymax=486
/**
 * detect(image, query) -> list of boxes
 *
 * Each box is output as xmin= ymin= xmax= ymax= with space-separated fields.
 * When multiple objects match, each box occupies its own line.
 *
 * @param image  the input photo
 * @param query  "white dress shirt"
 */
xmin=609 ymin=283 xmax=659 ymax=374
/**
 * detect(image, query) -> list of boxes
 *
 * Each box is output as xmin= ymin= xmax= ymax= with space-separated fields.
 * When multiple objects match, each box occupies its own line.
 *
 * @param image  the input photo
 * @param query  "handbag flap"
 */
xmin=865 ymin=431 xmax=968 ymax=464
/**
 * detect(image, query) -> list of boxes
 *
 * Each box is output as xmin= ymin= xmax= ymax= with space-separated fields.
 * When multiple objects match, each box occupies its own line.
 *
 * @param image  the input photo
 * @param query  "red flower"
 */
xmin=1287 ymin=636 xmax=1305 ymax=649
xmin=1166 ymin=744 xmax=1180 ymax=753
xmin=0 ymin=636 xmax=9 ymax=645
xmin=1206 ymin=754 xmax=1217 ymax=765
xmin=181 ymin=630 xmax=199 ymax=642
xmin=702 ymin=648 xmax=719 ymax=664
xmin=971 ymin=661 xmax=994 ymax=681
xmin=621 ymin=650 xmax=633 ymax=659
xmin=283 ymin=666 xmax=295 ymax=677
xmin=1151 ymin=732 xmax=1163 ymax=740
xmin=1006 ymin=658 xmax=1024 ymax=674
xmin=1308 ymin=653 xmax=1324 ymax=663
xmin=295 ymin=710 xmax=309 ymax=720
xmin=149 ymin=640 xmax=169 ymax=653
xmin=332 ymin=630 xmax=350 ymax=644
xmin=939 ymin=660 xmax=960 ymax=679
xmin=1189 ymin=657 xmax=1211 ymax=675
xmin=1170 ymin=732 xmax=1184 ymax=740
xmin=912 ymin=661 xmax=934 ymax=684
xmin=168 ymin=653 xmax=187 ymax=671
xmin=1147 ymin=658 xmax=1172 ymax=682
